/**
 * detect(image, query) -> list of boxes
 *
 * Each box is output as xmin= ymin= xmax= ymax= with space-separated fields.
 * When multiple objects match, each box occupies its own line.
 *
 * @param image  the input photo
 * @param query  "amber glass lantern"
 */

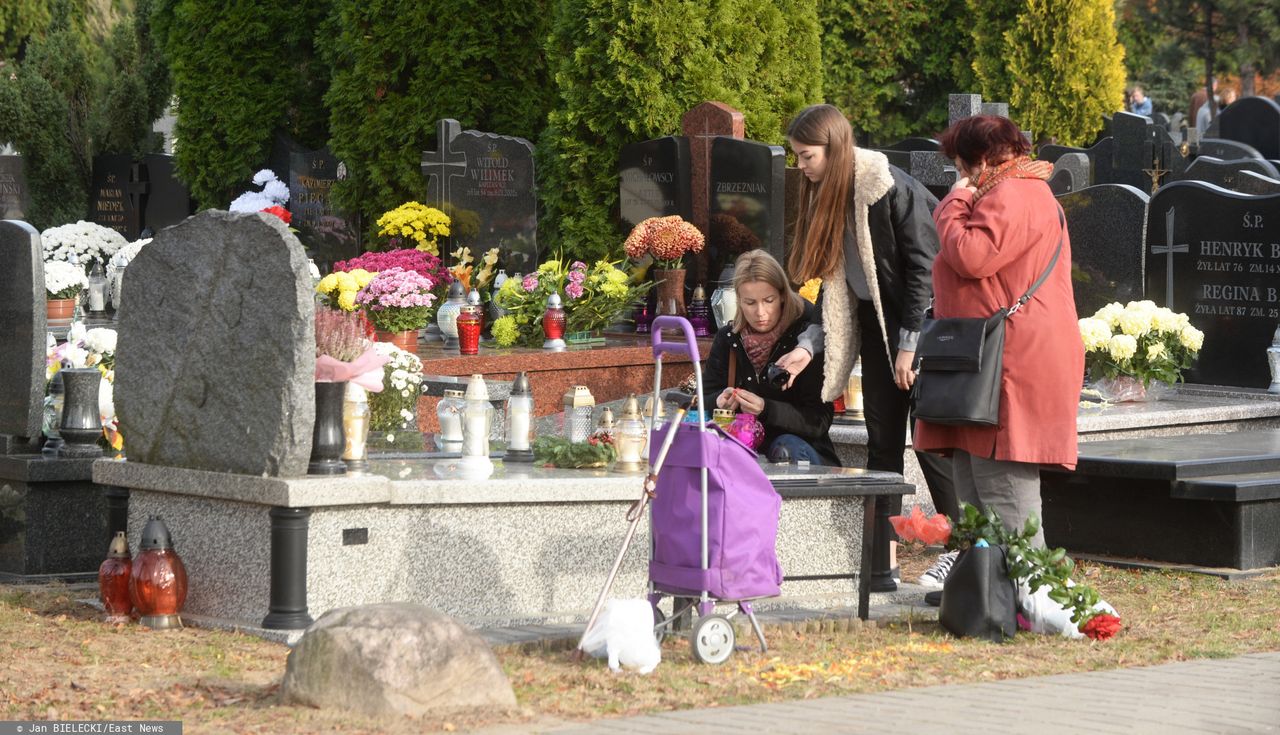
xmin=98 ymin=531 xmax=132 ymax=623
xmin=614 ymin=394 xmax=648 ymax=472
xmin=129 ymin=516 xmax=188 ymax=629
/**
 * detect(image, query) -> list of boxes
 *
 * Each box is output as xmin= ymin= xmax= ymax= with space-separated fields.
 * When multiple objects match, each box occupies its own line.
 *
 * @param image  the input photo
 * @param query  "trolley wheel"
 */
xmin=652 ymin=606 xmax=667 ymax=645
xmin=690 ymin=614 xmax=735 ymax=665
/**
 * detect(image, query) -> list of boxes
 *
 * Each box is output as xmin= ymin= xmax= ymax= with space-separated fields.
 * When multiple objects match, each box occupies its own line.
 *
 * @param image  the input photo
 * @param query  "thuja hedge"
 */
xmin=323 ymin=0 xmax=553 ymax=240
xmin=538 ymin=0 xmax=822 ymax=263
xmin=152 ymin=0 xmax=331 ymax=209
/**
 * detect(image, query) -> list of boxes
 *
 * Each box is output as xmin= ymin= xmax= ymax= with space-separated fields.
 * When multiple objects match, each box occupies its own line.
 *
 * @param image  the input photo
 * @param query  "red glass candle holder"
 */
xmin=98 ymin=531 xmax=132 ymax=623
xmin=129 ymin=517 xmax=188 ymax=629
xmin=456 ymin=306 xmax=482 ymax=355
xmin=543 ymin=309 xmax=566 ymax=342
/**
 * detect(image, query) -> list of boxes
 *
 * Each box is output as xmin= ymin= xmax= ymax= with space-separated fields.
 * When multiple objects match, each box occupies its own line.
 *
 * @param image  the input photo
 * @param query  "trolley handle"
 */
xmin=650 ymin=315 xmax=701 ymax=364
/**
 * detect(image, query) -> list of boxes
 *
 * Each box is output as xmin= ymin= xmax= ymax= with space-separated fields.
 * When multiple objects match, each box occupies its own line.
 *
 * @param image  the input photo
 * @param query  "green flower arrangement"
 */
xmin=491 ymin=257 xmax=649 ymax=347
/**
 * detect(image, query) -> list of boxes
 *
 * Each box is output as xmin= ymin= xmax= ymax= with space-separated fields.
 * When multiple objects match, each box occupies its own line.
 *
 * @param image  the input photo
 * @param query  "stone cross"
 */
xmin=420 ymin=119 xmax=469 ymax=213
xmin=1151 ymin=206 xmax=1189 ymax=310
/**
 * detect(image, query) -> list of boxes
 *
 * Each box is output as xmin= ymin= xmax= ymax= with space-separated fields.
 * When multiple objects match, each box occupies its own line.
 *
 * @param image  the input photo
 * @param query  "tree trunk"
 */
xmin=1204 ymin=10 xmax=1216 ymax=121
xmin=1238 ymin=22 xmax=1256 ymax=97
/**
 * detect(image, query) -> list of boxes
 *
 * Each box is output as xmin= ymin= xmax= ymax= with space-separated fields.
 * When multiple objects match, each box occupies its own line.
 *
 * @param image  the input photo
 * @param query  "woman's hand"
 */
xmin=773 ymin=347 xmax=812 ymax=390
xmin=716 ymin=387 xmax=736 ymax=410
xmin=951 ymin=175 xmax=976 ymax=194
xmin=894 ymin=349 xmax=916 ymax=391
xmin=732 ymin=388 xmax=766 ymax=416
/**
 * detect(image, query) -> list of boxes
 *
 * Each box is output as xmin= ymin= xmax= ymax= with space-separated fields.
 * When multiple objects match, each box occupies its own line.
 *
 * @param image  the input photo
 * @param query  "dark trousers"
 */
xmin=857 ymin=300 xmax=959 ymax=520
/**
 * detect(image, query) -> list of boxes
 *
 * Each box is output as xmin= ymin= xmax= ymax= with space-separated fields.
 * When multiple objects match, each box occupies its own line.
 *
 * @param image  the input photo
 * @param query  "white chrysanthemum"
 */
xmin=1146 ymin=342 xmax=1166 ymax=361
xmin=109 ymin=238 xmax=151 ymax=269
xmin=1117 ymin=308 xmax=1152 ymax=337
xmin=1150 ymin=307 xmax=1182 ymax=334
xmin=44 ymin=260 xmax=89 ymax=297
xmin=41 ymin=221 xmax=126 ymax=266
xmin=261 ymin=179 xmax=290 ymax=205
xmin=99 ymin=378 xmax=115 ymax=423
xmin=1179 ymin=325 xmax=1205 ymax=352
xmin=61 ymin=343 xmax=90 ymax=368
xmin=83 ymin=327 xmax=117 ymax=355
xmin=229 ymin=191 xmax=276 ymax=213
xmin=252 ymin=169 xmax=276 ymax=186
xmin=1107 ymin=334 xmax=1138 ymax=361
xmin=1078 ymin=318 xmax=1112 ymax=352
xmin=1092 ymin=302 xmax=1125 ymax=328
xmin=1127 ymin=300 xmax=1158 ymax=312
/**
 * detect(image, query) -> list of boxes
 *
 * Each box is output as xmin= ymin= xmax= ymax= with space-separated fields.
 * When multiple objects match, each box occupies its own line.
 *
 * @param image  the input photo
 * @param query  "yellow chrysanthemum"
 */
xmin=1179 ymin=325 xmax=1204 ymax=352
xmin=798 ymin=278 xmax=822 ymax=304
xmin=1107 ymin=334 xmax=1138 ymax=361
xmin=1092 ymin=302 xmax=1125 ymax=328
xmin=1078 ymin=318 xmax=1112 ymax=352
xmin=337 ymin=290 xmax=356 ymax=311
xmin=1150 ymin=307 xmax=1182 ymax=334
xmin=317 ymin=273 xmax=339 ymax=294
xmin=1117 ymin=308 xmax=1152 ymax=337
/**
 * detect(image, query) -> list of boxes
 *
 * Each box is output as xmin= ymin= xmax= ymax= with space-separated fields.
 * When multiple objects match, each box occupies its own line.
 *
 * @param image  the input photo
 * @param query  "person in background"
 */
xmin=1128 ymin=85 xmax=1153 ymax=117
xmin=1189 ymin=77 xmax=1218 ymax=128
xmin=916 ymin=114 xmax=1084 ymax=551
xmin=1196 ymin=87 xmax=1237 ymax=136
xmin=701 ymin=249 xmax=839 ymax=466
xmin=772 ymin=103 xmax=958 ymax=589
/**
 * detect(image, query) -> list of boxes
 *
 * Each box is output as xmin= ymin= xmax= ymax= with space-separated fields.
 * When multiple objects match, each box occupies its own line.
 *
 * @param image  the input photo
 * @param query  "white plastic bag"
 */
xmin=1017 ymin=578 xmax=1118 ymax=639
xmin=580 ymin=599 xmax=661 ymax=674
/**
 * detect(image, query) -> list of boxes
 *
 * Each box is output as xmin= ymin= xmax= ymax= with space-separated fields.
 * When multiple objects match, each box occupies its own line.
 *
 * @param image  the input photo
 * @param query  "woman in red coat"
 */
xmin=914 ymin=115 xmax=1083 ymax=548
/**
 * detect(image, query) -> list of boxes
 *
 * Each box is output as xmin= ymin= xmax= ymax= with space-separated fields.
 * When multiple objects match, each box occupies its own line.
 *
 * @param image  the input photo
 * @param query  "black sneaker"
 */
xmin=924 ymin=590 xmax=942 ymax=607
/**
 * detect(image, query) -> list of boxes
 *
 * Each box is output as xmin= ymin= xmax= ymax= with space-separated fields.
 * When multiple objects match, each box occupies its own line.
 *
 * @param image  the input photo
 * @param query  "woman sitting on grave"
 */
xmin=700 ymin=249 xmax=839 ymax=466
xmin=913 ymin=114 xmax=1083 ymax=548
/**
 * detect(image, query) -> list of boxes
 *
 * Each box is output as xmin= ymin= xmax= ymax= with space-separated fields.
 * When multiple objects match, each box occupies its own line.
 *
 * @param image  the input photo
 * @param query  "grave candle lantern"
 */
xmin=460 ymin=374 xmax=494 ymax=475
xmin=614 ymin=394 xmax=648 ymax=472
xmin=595 ymin=406 xmax=616 ymax=442
xmin=341 ymin=383 xmax=371 ymax=475
xmin=505 ymin=372 xmax=534 ymax=462
xmin=456 ymin=305 xmax=482 ymax=355
xmin=436 ymin=281 xmax=467 ymax=350
xmin=98 ymin=531 xmax=132 ymax=623
xmin=436 ymin=389 xmax=466 ymax=444
xmin=543 ymin=292 xmax=567 ymax=350
xmin=129 ymin=516 xmax=188 ymax=630
xmin=710 ymin=282 xmax=738 ymax=330
xmin=687 ymin=285 xmax=712 ymax=337
xmin=562 ymin=385 xmax=595 ymax=443
xmin=86 ymin=260 xmax=109 ymax=316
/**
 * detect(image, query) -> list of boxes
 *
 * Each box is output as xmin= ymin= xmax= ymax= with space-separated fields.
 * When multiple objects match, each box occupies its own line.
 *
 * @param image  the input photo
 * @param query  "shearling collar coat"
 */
xmin=818 ymin=148 xmax=940 ymax=401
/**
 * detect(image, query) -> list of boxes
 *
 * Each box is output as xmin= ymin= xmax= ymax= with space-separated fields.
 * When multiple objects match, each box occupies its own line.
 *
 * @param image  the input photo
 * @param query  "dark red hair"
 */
xmin=938 ymin=115 xmax=1030 ymax=168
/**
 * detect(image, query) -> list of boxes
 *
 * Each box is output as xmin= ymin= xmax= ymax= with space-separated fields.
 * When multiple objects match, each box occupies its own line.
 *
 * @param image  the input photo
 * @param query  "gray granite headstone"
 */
xmin=1047 ymin=168 xmax=1075 ymax=195
xmin=618 ymin=136 xmax=692 ymax=233
xmin=1198 ymin=138 xmax=1265 ymax=161
xmin=907 ymin=150 xmax=956 ymax=200
xmin=981 ymin=102 xmax=1009 ymax=118
xmin=1057 ymin=184 xmax=1149 ymax=318
xmin=0 ymin=220 xmax=46 ymax=440
xmin=949 ymin=94 xmax=983 ymax=125
xmin=0 ymin=156 xmax=31 ymax=220
xmin=1038 ymin=144 xmax=1089 ymax=165
xmin=114 ymin=210 xmax=315 ymax=476
xmin=1236 ymin=171 xmax=1280 ymax=196
xmin=1053 ymin=153 xmax=1091 ymax=189
xmin=421 ymin=119 xmax=537 ymax=275
xmin=1216 ymin=96 xmax=1280 ymax=160
xmin=1172 ymin=156 xmax=1280 ymax=192
xmin=1145 ymin=181 xmax=1280 ymax=388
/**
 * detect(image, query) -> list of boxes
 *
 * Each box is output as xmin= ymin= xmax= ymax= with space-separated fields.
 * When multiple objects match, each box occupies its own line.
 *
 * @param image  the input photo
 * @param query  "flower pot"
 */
xmin=375 ymin=329 xmax=419 ymax=354
xmin=47 ymin=297 xmax=77 ymax=326
xmin=1092 ymin=375 xmax=1173 ymax=403
xmin=308 ymin=381 xmax=348 ymax=475
xmin=654 ymin=268 xmax=687 ymax=317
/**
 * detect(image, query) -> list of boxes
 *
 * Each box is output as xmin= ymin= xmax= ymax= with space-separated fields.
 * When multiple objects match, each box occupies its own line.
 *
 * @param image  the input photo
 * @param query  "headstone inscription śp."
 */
xmin=90 ymin=154 xmax=141 ymax=240
xmin=1172 ymin=156 xmax=1280 ymax=193
xmin=1145 ymin=181 xmax=1280 ymax=388
xmin=0 ymin=220 xmax=46 ymax=441
xmin=421 ymin=119 xmax=537 ymax=276
xmin=114 ymin=210 xmax=316 ymax=476
xmin=707 ymin=136 xmax=785 ymax=282
xmin=0 ymin=156 xmax=31 ymax=220
xmin=271 ymin=135 xmax=359 ymax=270
xmin=1216 ymin=96 xmax=1280 ymax=160
xmin=618 ymin=136 xmax=692 ymax=233
xmin=1058 ymin=184 xmax=1149 ymax=318
xmin=1198 ymin=138 xmax=1266 ymax=162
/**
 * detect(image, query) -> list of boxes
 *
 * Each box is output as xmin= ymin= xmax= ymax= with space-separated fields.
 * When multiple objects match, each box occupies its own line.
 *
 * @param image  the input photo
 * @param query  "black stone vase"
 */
xmin=308 ymin=381 xmax=347 ymax=475
xmin=58 ymin=368 xmax=104 ymax=459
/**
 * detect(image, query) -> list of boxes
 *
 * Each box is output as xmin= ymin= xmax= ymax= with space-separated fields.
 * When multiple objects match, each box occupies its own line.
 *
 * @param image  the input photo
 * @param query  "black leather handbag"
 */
xmin=939 ymin=544 xmax=1018 ymax=642
xmin=912 ymin=210 xmax=1065 ymax=427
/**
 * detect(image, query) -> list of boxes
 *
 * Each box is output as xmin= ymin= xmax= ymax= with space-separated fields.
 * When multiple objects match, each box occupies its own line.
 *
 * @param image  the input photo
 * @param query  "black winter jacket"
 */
xmin=700 ymin=304 xmax=840 ymax=466
xmin=858 ymin=165 xmax=940 ymax=349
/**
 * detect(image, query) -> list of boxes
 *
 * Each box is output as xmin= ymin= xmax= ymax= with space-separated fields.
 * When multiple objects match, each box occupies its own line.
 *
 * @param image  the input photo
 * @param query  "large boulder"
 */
xmin=280 ymin=603 xmax=517 ymax=718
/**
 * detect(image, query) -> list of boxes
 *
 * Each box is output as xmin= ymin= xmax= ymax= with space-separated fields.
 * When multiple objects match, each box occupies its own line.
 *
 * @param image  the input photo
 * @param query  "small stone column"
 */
xmin=262 ymin=506 xmax=314 ymax=630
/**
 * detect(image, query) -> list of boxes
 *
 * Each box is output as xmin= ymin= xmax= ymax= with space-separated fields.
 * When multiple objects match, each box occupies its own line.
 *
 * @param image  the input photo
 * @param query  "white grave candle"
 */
xmin=509 ymin=410 xmax=530 ymax=451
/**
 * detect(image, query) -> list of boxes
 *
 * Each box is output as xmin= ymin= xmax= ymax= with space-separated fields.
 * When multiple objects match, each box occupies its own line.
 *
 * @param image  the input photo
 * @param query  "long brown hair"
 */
xmin=732 ymin=250 xmax=805 ymax=335
xmin=785 ymin=104 xmax=856 ymax=283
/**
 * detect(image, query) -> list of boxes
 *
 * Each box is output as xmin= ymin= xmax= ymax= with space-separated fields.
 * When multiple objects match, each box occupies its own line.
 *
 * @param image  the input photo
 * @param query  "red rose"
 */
xmin=1081 ymin=613 xmax=1122 ymax=641
xmin=262 ymin=205 xmax=292 ymax=225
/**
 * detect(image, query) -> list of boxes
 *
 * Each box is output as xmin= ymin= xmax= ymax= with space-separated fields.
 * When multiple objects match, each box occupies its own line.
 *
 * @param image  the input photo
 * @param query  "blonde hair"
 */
xmin=785 ymin=104 xmax=856 ymax=283
xmin=732 ymin=250 xmax=805 ymax=334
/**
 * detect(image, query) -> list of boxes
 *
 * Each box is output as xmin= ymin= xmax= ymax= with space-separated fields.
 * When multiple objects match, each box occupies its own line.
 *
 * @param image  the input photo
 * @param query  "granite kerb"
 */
xmin=0 ymin=454 xmax=100 ymax=482
xmin=92 ymin=459 xmax=391 ymax=507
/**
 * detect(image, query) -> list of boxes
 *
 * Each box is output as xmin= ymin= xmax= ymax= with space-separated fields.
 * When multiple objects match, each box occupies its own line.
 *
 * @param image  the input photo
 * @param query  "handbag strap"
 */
xmin=1007 ymin=207 xmax=1066 ymax=317
xmin=727 ymin=346 xmax=737 ymax=388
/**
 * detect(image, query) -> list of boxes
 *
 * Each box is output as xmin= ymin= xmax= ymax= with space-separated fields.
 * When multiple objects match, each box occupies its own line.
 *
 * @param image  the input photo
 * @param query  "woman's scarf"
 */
xmin=741 ymin=321 xmax=784 ymax=374
xmin=972 ymin=155 xmax=1053 ymax=201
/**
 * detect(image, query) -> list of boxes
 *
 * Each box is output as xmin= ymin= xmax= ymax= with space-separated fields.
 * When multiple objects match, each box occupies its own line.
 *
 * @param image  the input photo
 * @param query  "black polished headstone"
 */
xmin=270 ymin=135 xmax=360 ymax=271
xmin=1172 ymin=156 xmax=1280 ymax=192
xmin=618 ymin=136 xmax=692 ymax=232
xmin=707 ymin=136 xmax=785 ymax=279
xmin=90 ymin=154 xmax=140 ymax=240
xmin=1216 ymin=96 xmax=1280 ymax=160
xmin=1152 ymin=111 xmax=1170 ymax=129
xmin=0 ymin=156 xmax=31 ymax=220
xmin=0 ymin=221 xmax=45 ymax=440
xmin=1059 ymin=184 xmax=1148 ymax=317
xmin=1108 ymin=113 xmax=1156 ymax=191
xmin=884 ymin=137 xmax=940 ymax=152
xmin=421 ymin=119 xmax=537 ymax=275
xmin=1237 ymin=171 xmax=1280 ymax=196
xmin=1037 ymin=144 xmax=1089 ymax=165
xmin=1145 ymin=181 xmax=1280 ymax=388
xmin=1198 ymin=138 xmax=1265 ymax=161
xmin=140 ymin=153 xmax=193 ymax=233
xmin=1053 ymin=152 xmax=1091 ymax=190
